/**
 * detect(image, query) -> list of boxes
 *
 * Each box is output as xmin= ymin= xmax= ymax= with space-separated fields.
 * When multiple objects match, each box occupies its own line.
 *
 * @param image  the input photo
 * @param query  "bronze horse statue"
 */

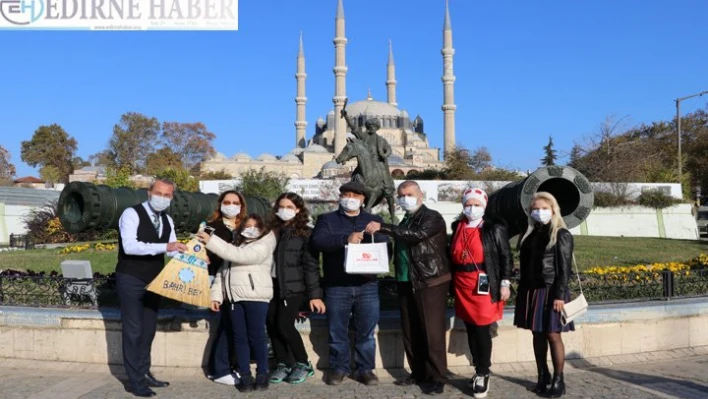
xmin=335 ymin=138 xmax=397 ymax=223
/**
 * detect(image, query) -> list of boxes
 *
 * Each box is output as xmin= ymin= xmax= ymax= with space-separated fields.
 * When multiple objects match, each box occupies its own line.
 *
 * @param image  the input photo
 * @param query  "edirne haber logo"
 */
xmin=0 ymin=0 xmax=237 ymax=30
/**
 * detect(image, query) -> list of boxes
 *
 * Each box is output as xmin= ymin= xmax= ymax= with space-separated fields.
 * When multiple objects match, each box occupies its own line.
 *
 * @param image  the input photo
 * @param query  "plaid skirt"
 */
xmin=513 ymin=286 xmax=575 ymax=333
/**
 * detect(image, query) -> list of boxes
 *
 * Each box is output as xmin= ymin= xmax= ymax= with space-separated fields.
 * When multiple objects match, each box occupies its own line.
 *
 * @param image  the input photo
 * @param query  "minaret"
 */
xmin=386 ymin=40 xmax=397 ymax=107
xmin=333 ymin=0 xmax=348 ymax=154
xmin=441 ymin=0 xmax=456 ymax=157
xmin=295 ymin=32 xmax=307 ymax=148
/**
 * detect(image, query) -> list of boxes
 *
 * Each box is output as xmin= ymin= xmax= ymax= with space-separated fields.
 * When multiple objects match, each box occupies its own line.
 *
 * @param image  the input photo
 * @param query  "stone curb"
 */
xmin=2 ymin=345 xmax=706 ymax=382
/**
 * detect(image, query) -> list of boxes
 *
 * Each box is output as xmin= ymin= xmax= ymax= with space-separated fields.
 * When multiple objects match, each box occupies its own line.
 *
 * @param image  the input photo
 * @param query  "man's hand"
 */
xmin=365 ymin=221 xmax=381 ymax=234
xmin=210 ymin=301 xmax=221 ymax=312
xmin=348 ymin=232 xmax=364 ymax=244
xmin=167 ymin=242 xmax=188 ymax=253
xmin=196 ymin=231 xmax=211 ymax=244
xmin=553 ymin=300 xmax=565 ymax=312
xmin=500 ymin=286 xmax=511 ymax=301
xmin=309 ymin=299 xmax=326 ymax=314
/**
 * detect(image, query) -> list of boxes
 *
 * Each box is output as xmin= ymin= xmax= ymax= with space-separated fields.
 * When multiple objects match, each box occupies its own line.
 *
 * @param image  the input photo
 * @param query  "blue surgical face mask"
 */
xmin=531 ymin=209 xmax=553 ymax=224
xmin=149 ymin=194 xmax=171 ymax=212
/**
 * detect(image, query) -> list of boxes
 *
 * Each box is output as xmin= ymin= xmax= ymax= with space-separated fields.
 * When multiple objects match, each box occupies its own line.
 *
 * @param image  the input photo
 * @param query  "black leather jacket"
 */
xmin=519 ymin=223 xmax=574 ymax=300
xmin=450 ymin=217 xmax=513 ymax=303
xmin=381 ymin=205 xmax=451 ymax=291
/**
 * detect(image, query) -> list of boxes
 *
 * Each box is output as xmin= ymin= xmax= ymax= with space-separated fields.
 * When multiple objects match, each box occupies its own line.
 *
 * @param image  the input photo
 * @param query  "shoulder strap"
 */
xmin=572 ymin=253 xmax=583 ymax=295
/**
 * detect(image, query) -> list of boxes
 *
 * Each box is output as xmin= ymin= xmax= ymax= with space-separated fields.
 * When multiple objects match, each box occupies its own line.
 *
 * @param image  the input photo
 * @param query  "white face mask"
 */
xmin=464 ymin=205 xmax=485 ymax=221
xmin=241 ymin=227 xmax=261 ymax=239
xmin=276 ymin=208 xmax=297 ymax=221
xmin=398 ymin=196 xmax=420 ymax=213
xmin=221 ymin=204 xmax=241 ymax=218
xmin=531 ymin=209 xmax=553 ymax=224
xmin=340 ymin=198 xmax=361 ymax=212
xmin=149 ymin=194 xmax=171 ymax=212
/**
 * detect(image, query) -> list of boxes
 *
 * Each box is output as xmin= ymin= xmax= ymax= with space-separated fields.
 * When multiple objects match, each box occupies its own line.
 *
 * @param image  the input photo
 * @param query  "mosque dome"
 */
xmin=346 ymin=97 xmax=400 ymax=118
xmin=232 ymin=152 xmax=252 ymax=160
xmin=303 ymin=144 xmax=329 ymax=153
xmin=388 ymin=155 xmax=405 ymax=166
xmin=212 ymin=152 xmax=227 ymax=160
xmin=322 ymin=160 xmax=340 ymax=169
xmin=256 ymin=153 xmax=277 ymax=161
xmin=280 ymin=154 xmax=301 ymax=163
xmin=316 ymin=117 xmax=326 ymax=127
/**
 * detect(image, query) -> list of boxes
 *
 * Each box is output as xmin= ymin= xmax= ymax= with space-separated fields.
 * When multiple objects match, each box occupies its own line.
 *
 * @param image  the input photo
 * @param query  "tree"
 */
xmin=201 ymin=169 xmax=234 ymax=180
xmin=0 ymin=145 xmax=16 ymax=183
xmin=97 ymin=112 xmax=161 ymax=173
xmin=568 ymin=144 xmax=582 ymax=169
xmin=20 ymin=124 xmax=77 ymax=183
xmin=161 ymin=122 xmax=216 ymax=173
xmin=443 ymin=147 xmax=474 ymax=180
xmin=104 ymin=166 xmax=134 ymax=188
xmin=155 ymin=167 xmax=199 ymax=192
xmin=468 ymin=147 xmax=492 ymax=174
xmin=541 ymin=136 xmax=557 ymax=166
xmin=72 ymin=156 xmax=91 ymax=170
xmin=39 ymin=165 xmax=61 ymax=186
xmin=237 ymin=168 xmax=290 ymax=202
xmin=144 ymin=147 xmax=185 ymax=175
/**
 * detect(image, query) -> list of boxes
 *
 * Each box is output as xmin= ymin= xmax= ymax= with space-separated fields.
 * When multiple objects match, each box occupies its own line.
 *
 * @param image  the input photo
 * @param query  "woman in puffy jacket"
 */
xmin=198 ymin=213 xmax=276 ymax=393
xmin=266 ymin=192 xmax=325 ymax=385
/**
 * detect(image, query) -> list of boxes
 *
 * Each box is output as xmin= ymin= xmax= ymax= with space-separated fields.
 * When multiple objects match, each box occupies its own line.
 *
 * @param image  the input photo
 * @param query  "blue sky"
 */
xmin=2 ymin=0 xmax=707 ymax=177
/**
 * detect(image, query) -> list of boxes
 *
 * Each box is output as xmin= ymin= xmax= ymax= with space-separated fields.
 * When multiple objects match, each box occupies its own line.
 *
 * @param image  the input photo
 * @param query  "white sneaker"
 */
xmin=472 ymin=374 xmax=490 ymax=398
xmin=213 ymin=373 xmax=236 ymax=385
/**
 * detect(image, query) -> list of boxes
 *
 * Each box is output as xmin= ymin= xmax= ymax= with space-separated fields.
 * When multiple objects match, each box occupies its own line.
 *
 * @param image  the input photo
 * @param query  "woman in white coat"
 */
xmin=198 ymin=213 xmax=276 ymax=392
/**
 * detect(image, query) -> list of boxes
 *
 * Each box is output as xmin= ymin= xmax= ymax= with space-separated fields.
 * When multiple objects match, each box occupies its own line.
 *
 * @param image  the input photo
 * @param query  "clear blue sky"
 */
xmin=2 ymin=0 xmax=707 ymax=178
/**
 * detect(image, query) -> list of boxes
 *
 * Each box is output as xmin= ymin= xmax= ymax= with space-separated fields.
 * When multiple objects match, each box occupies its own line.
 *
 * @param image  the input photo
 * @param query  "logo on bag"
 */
xmin=356 ymin=252 xmax=377 ymax=262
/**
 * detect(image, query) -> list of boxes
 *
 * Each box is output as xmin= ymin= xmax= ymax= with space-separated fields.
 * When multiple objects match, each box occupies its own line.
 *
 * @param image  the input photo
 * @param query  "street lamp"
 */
xmin=676 ymin=90 xmax=708 ymax=183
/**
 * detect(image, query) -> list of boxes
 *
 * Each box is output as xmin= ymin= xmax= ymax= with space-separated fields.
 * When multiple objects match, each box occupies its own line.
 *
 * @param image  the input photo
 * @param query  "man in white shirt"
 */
xmin=116 ymin=178 xmax=187 ymax=397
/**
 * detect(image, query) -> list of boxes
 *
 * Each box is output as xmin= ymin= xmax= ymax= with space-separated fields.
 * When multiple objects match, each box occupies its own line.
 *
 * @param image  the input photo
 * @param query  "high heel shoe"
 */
xmin=530 ymin=366 xmax=551 ymax=394
xmin=546 ymin=373 xmax=566 ymax=398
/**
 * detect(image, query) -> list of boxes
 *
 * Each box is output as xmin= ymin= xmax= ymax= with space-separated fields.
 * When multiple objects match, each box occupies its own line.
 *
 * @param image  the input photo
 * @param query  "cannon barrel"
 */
xmin=58 ymin=182 xmax=271 ymax=234
xmin=485 ymin=165 xmax=594 ymax=238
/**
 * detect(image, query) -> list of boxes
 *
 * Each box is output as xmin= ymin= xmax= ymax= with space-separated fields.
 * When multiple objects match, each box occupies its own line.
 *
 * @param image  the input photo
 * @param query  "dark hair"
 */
xmin=235 ymin=213 xmax=271 ymax=245
xmin=208 ymin=190 xmax=247 ymax=229
xmin=270 ymin=192 xmax=311 ymax=237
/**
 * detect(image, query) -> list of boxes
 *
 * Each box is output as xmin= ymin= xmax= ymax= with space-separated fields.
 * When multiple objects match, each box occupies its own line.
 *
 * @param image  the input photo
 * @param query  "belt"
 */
xmin=456 ymin=264 xmax=484 ymax=273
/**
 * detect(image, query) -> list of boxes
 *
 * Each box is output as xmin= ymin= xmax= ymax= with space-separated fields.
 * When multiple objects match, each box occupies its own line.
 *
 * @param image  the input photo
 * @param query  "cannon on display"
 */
xmin=58 ymin=182 xmax=271 ymax=234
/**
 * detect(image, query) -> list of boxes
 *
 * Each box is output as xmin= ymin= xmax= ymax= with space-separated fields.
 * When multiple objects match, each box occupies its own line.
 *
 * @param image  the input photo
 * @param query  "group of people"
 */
xmin=116 ymin=178 xmax=575 ymax=398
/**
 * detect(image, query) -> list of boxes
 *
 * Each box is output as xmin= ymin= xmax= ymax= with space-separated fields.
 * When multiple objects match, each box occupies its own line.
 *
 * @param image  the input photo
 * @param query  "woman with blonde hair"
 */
xmin=514 ymin=192 xmax=574 ymax=398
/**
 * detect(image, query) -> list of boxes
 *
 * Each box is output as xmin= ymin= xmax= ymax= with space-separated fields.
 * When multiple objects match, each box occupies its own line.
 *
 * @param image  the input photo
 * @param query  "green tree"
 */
xmin=0 ymin=145 xmax=16 ymax=183
xmin=161 ymin=121 xmax=216 ymax=173
xmin=144 ymin=147 xmax=185 ymax=175
xmin=155 ymin=167 xmax=199 ymax=192
xmin=201 ymin=169 xmax=234 ymax=180
xmin=442 ymin=146 xmax=475 ymax=180
xmin=237 ymin=168 xmax=290 ymax=202
xmin=95 ymin=112 xmax=161 ymax=174
xmin=541 ymin=136 xmax=557 ymax=166
xmin=104 ymin=166 xmax=135 ymax=188
xmin=568 ymin=144 xmax=582 ymax=169
xmin=20 ymin=124 xmax=77 ymax=183
xmin=39 ymin=165 xmax=61 ymax=186
xmin=72 ymin=156 xmax=91 ymax=170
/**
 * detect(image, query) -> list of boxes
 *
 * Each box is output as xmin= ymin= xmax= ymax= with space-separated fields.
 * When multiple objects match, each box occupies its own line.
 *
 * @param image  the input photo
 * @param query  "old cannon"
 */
xmin=58 ymin=182 xmax=271 ymax=234
xmin=485 ymin=165 xmax=594 ymax=238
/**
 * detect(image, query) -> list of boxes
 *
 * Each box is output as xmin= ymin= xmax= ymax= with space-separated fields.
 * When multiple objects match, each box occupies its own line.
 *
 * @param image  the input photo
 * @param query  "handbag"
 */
xmin=561 ymin=253 xmax=588 ymax=325
xmin=344 ymin=234 xmax=390 ymax=275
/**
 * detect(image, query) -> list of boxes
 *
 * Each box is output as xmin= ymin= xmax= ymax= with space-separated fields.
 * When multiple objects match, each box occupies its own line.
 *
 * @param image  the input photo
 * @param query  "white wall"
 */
xmin=0 ymin=203 xmax=33 ymax=245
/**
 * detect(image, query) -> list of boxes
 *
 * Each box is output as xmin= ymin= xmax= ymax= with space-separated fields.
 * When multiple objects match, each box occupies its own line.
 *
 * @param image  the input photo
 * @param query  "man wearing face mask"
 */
xmin=310 ymin=181 xmax=390 ymax=387
xmin=116 ymin=178 xmax=188 ymax=397
xmin=364 ymin=180 xmax=451 ymax=395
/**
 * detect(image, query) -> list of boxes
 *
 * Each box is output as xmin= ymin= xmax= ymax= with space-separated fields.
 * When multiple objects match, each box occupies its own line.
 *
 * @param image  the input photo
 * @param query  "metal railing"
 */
xmin=8 ymin=234 xmax=34 ymax=250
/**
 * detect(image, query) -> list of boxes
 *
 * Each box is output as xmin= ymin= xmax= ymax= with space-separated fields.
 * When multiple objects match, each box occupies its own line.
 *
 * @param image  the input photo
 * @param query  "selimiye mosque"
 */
xmin=201 ymin=0 xmax=457 ymax=179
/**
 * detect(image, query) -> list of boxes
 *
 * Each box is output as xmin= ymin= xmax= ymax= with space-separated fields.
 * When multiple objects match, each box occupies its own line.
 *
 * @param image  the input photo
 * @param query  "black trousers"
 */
xmin=116 ymin=272 xmax=161 ymax=386
xmin=266 ymin=288 xmax=308 ymax=366
xmin=398 ymin=282 xmax=449 ymax=384
xmin=465 ymin=322 xmax=493 ymax=375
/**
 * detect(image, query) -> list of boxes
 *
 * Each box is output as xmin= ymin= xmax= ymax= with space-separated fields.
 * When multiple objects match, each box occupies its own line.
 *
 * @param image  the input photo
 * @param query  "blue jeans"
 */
xmin=227 ymin=301 xmax=269 ymax=377
xmin=325 ymin=282 xmax=380 ymax=375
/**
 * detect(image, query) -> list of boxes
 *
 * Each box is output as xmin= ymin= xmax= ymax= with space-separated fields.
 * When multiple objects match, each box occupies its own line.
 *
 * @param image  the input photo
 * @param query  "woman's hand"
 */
xmin=553 ymin=300 xmax=564 ymax=312
xmin=196 ymin=231 xmax=211 ymax=244
xmin=500 ymin=286 xmax=511 ymax=301
xmin=309 ymin=299 xmax=326 ymax=314
xmin=210 ymin=301 xmax=221 ymax=312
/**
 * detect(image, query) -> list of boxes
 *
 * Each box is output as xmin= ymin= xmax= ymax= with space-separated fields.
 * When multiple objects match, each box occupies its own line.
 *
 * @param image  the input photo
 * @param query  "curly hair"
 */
xmin=270 ymin=192 xmax=312 ymax=237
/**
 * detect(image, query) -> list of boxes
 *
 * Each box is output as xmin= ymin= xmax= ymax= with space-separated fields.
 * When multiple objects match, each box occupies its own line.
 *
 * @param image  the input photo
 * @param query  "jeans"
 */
xmin=325 ymin=281 xmax=380 ymax=375
xmin=209 ymin=304 xmax=237 ymax=378
xmin=228 ymin=301 xmax=270 ymax=377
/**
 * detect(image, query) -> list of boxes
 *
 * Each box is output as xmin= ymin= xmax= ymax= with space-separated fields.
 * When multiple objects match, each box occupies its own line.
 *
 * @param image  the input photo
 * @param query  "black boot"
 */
xmin=546 ymin=373 xmax=565 ymax=398
xmin=530 ymin=366 xmax=551 ymax=394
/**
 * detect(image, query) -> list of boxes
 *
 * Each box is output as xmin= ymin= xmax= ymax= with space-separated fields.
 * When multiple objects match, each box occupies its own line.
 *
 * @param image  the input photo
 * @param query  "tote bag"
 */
xmin=561 ymin=254 xmax=588 ymax=326
xmin=344 ymin=235 xmax=389 ymax=275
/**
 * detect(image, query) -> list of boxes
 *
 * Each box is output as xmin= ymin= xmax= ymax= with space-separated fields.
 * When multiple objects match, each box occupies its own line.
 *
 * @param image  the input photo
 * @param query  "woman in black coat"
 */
xmin=205 ymin=190 xmax=247 ymax=385
xmin=266 ymin=192 xmax=325 ymax=385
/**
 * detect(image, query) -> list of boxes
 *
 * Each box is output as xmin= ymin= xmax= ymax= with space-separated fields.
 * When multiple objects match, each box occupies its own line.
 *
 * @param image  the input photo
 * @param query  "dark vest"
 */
xmin=116 ymin=204 xmax=172 ymax=283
